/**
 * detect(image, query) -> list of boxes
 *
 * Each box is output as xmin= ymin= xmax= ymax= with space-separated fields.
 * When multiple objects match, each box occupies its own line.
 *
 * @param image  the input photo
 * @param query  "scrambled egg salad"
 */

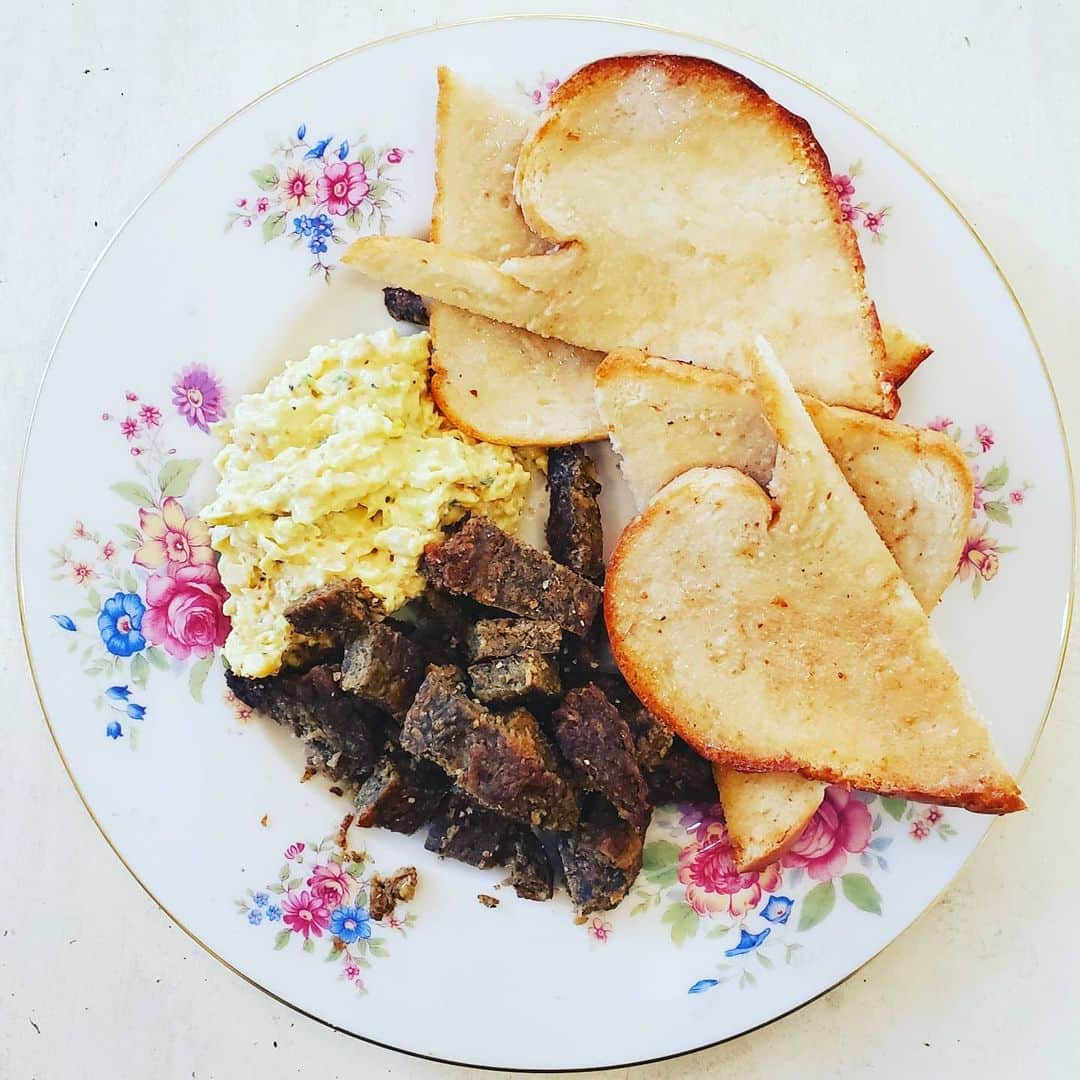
xmin=201 ymin=329 xmax=534 ymax=677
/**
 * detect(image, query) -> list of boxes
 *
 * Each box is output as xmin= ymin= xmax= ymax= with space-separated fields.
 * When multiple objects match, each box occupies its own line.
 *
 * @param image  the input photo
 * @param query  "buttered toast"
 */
xmin=605 ymin=340 xmax=1022 ymax=814
xmin=346 ymin=54 xmax=906 ymax=414
xmin=429 ymin=68 xmax=606 ymax=446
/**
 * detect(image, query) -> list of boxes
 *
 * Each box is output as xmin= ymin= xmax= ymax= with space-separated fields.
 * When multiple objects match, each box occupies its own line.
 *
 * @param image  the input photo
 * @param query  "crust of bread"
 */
xmin=347 ymin=53 xmax=897 ymax=414
xmin=427 ymin=68 xmax=605 ymax=446
xmin=881 ymin=322 xmax=933 ymax=387
xmin=604 ymin=341 xmax=1023 ymax=815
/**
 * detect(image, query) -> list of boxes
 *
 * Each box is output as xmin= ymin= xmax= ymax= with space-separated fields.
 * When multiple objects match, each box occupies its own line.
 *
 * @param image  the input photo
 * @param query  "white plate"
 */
xmin=17 ymin=16 xmax=1074 ymax=1071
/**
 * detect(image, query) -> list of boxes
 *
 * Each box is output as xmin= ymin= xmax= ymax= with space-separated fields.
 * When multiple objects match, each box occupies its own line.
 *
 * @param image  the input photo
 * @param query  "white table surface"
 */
xmin=3 ymin=1 xmax=1078 ymax=1076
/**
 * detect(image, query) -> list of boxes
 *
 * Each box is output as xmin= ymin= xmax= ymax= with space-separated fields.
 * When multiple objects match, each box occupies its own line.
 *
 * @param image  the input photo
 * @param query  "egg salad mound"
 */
xmin=201 ymin=329 xmax=535 ymax=677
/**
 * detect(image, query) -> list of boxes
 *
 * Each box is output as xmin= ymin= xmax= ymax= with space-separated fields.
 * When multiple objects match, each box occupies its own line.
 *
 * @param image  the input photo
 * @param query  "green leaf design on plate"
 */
xmin=117 ymin=523 xmax=142 ymax=544
xmin=130 ymin=651 xmax=149 ymax=688
xmin=111 ymin=481 xmax=156 ymax=508
xmin=123 ymin=570 xmax=139 ymax=594
xmin=273 ymin=929 xmax=291 ymax=950
xmin=642 ymin=839 xmax=681 ymax=872
xmin=661 ymin=901 xmax=699 ymax=946
xmin=756 ymin=951 xmax=774 ymax=969
xmin=145 ymin=647 xmax=170 ymax=671
xmin=369 ymin=938 xmax=389 ymax=959
xmin=278 ymin=864 xmax=290 ymax=883
xmin=188 ymin=655 xmax=213 ymax=702
xmin=797 ymin=880 xmax=836 ymax=931
xmin=302 ymin=937 xmax=315 ymax=954
xmin=880 ymin=796 xmax=907 ymax=821
xmin=642 ymin=839 xmax=681 ymax=887
xmin=262 ymin=210 xmax=287 ymax=243
xmin=158 ymin=458 xmax=200 ymax=498
xmin=983 ymin=461 xmax=1009 ymax=491
xmin=86 ymin=586 xmax=102 ymax=610
xmin=250 ymin=165 xmax=279 ymax=191
xmin=841 ymin=873 xmax=883 ymax=915
xmin=983 ymin=500 xmax=1012 ymax=525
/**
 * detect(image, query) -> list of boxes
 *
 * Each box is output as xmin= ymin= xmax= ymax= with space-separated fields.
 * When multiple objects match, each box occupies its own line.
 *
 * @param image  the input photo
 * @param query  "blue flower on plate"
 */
xmin=723 ymin=927 xmax=770 ymax=958
xmin=97 ymin=592 xmax=146 ymax=656
xmin=312 ymin=214 xmax=333 ymax=238
xmin=105 ymin=685 xmax=131 ymax=701
xmin=248 ymin=908 xmax=263 ymax=926
xmin=688 ymin=979 xmax=719 ymax=995
xmin=303 ymin=136 xmax=333 ymax=160
xmin=309 ymin=238 xmax=328 ymax=255
xmin=126 ymin=703 xmax=147 ymax=720
xmin=329 ymin=906 xmax=371 ymax=944
xmin=51 ymin=614 xmax=77 ymax=631
xmin=105 ymin=721 xmax=123 ymax=739
xmin=253 ymin=892 xmax=269 ymax=908
xmin=293 ymin=214 xmax=313 ymax=237
xmin=761 ymin=896 xmax=794 ymax=925
xmin=266 ymin=905 xmax=282 ymax=922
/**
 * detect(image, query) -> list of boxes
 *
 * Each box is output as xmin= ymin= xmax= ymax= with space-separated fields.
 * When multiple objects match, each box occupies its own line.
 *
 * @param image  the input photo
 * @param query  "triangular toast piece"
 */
xmin=595 ymin=350 xmax=970 ymax=611
xmin=430 ymin=68 xmax=605 ymax=445
xmin=712 ymin=768 xmax=826 ymax=870
xmin=596 ymin=348 xmax=973 ymax=867
xmin=605 ymin=339 xmax=1023 ymax=813
xmin=346 ymin=54 xmax=898 ymax=414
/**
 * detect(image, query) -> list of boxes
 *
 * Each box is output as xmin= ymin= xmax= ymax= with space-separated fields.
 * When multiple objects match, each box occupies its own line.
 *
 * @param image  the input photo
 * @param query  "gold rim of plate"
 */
xmin=13 ymin=13 xmax=1077 ymax=1073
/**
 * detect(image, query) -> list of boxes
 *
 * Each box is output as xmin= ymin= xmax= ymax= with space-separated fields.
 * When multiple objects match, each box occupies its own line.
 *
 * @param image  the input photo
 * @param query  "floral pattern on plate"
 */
xmin=927 ymin=419 xmax=1030 ymax=595
xmin=235 ymin=833 xmax=416 ymax=996
xmin=608 ymin=791 xmax=933 ymax=992
xmin=518 ymin=73 xmax=561 ymax=109
xmin=48 ymin=370 xmax=230 ymax=744
xmin=227 ymin=124 xmax=407 ymax=281
xmin=832 ymin=161 xmax=890 ymax=241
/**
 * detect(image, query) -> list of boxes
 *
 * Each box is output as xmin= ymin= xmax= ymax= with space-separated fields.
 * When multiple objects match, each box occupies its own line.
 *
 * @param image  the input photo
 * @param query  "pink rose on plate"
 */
xmin=307 ymin=862 xmax=351 ymax=907
xmin=142 ymin=564 xmax=229 ymax=660
xmin=316 ymin=160 xmax=369 ymax=216
xmin=782 ymin=786 xmax=872 ymax=881
xmin=678 ymin=821 xmax=782 ymax=918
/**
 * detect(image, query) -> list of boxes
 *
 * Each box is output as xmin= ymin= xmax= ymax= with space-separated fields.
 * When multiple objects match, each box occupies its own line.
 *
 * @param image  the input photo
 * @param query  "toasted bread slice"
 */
xmin=881 ymin=323 xmax=932 ymax=387
xmin=595 ymin=350 xmax=970 ymax=611
xmin=605 ymin=340 xmax=1023 ymax=814
xmin=429 ymin=68 xmax=605 ymax=446
xmin=712 ymin=768 xmax=826 ymax=870
xmin=346 ymin=53 xmax=896 ymax=414
xmin=597 ymin=349 xmax=972 ymax=868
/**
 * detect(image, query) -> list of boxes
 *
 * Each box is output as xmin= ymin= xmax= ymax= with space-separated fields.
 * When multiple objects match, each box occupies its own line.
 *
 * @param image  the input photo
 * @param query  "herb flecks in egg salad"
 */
xmin=201 ymin=329 xmax=535 ymax=678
